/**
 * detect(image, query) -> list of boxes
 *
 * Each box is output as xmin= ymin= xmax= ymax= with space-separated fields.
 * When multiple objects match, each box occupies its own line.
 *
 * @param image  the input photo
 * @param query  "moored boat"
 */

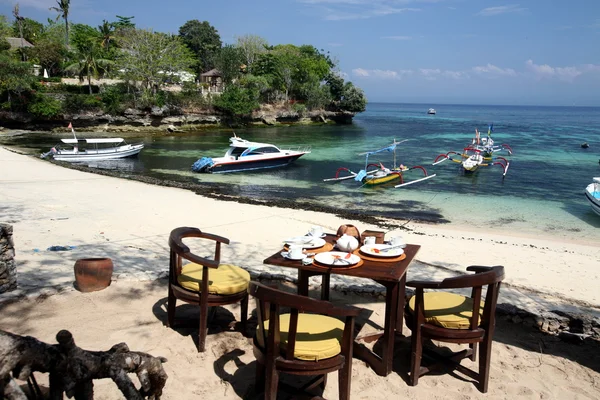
xmin=191 ymin=135 xmax=311 ymax=173
xmin=41 ymin=124 xmax=144 ymax=162
xmin=427 ymin=108 xmax=436 ymax=115
xmin=585 ymin=177 xmax=600 ymax=216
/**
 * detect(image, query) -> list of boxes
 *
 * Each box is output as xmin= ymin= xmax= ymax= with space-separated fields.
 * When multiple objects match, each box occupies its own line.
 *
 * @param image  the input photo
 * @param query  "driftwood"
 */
xmin=0 ymin=329 xmax=168 ymax=400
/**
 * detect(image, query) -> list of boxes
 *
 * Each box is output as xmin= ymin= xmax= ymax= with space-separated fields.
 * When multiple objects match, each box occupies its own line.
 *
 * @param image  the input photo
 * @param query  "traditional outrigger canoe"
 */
xmin=324 ymin=140 xmax=436 ymax=188
xmin=432 ymin=125 xmax=512 ymax=176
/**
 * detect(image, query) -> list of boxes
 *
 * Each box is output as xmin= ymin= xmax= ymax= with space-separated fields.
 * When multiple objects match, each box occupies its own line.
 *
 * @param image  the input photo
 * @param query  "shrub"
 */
xmin=101 ymin=85 xmax=125 ymax=115
xmin=63 ymin=94 xmax=103 ymax=113
xmin=28 ymin=94 xmax=62 ymax=119
xmin=292 ymin=103 xmax=306 ymax=116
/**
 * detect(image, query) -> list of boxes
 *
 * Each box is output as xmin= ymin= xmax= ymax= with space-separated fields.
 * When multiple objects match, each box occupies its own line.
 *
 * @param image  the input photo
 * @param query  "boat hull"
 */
xmin=585 ymin=183 xmax=600 ymax=216
xmin=209 ymin=153 xmax=306 ymax=173
xmin=53 ymin=144 xmax=144 ymax=162
xmin=363 ymin=173 xmax=401 ymax=186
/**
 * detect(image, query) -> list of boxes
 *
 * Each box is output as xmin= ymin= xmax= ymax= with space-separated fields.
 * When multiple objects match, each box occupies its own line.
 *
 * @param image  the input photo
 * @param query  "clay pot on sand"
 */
xmin=74 ymin=257 xmax=113 ymax=292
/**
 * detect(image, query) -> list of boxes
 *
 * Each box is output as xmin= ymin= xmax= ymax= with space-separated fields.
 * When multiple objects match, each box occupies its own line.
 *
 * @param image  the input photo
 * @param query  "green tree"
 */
xmin=65 ymin=24 xmax=112 ymax=94
xmin=0 ymin=15 xmax=12 ymax=38
xmin=113 ymin=15 xmax=135 ymax=30
xmin=178 ymin=20 xmax=221 ymax=75
xmin=29 ymin=38 xmax=66 ymax=77
xmin=215 ymin=44 xmax=243 ymax=84
xmin=116 ymin=28 xmax=194 ymax=95
xmin=49 ymin=0 xmax=70 ymax=45
xmin=339 ymin=82 xmax=367 ymax=113
xmin=213 ymin=84 xmax=259 ymax=118
xmin=235 ymin=34 xmax=267 ymax=73
xmin=12 ymin=17 xmax=44 ymax=44
xmin=0 ymin=54 xmax=35 ymax=107
xmin=97 ymin=20 xmax=115 ymax=51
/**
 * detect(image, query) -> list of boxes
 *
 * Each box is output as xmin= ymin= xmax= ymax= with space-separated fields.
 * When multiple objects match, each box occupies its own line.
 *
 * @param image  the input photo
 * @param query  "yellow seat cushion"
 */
xmin=178 ymin=263 xmax=250 ymax=295
xmin=257 ymin=314 xmax=344 ymax=361
xmin=408 ymin=292 xmax=484 ymax=330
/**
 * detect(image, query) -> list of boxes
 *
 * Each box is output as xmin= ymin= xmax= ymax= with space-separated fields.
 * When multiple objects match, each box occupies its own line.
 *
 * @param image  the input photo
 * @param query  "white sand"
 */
xmin=1 ymin=147 xmax=600 ymax=399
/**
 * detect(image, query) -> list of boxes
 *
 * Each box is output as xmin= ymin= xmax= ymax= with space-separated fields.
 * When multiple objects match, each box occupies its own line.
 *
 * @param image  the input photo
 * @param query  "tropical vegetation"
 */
xmin=0 ymin=8 xmax=366 ymax=125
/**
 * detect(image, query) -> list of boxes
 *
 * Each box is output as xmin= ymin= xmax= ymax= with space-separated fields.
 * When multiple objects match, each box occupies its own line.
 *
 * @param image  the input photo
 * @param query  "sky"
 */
xmin=1 ymin=0 xmax=599 ymax=106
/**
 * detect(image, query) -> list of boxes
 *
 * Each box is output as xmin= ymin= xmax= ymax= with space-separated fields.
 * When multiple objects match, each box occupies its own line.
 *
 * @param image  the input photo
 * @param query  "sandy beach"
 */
xmin=1 ymin=146 xmax=599 ymax=399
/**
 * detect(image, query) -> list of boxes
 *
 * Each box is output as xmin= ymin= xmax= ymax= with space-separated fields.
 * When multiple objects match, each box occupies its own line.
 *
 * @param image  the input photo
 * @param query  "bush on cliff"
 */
xmin=27 ymin=94 xmax=62 ymax=119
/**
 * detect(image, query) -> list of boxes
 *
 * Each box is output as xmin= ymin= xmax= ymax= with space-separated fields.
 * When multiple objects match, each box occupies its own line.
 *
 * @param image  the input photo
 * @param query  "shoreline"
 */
xmin=1 ymin=146 xmax=599 ymax=320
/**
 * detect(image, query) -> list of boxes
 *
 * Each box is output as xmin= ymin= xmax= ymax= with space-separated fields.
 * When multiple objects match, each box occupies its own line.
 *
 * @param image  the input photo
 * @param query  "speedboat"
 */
xmin=585 ymin=177 xmax=600 ymax=216
xmin=191 ymin=135 xmax=311 ymax=173
xmin=427 ymin=108 xmax=436 ymax=115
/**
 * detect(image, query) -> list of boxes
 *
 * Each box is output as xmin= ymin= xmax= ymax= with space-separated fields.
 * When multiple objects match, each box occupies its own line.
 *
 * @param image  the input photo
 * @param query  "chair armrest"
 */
xmin=466 ymin=265 xmax=495 ymax=273
xmin=169 ymin=227 xmax=229 ymax=268
xmin=406 ymin=280 xmax=442 ymax=289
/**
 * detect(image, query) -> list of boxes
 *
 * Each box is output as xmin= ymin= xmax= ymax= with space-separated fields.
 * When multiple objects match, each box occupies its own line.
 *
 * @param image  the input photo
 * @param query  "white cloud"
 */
xmin=351 ymin=68 xmax=413 ymax=79
xmin=477 ymin=5 xmax=527 ymax=17
xmin=298 ymin=0 xmax=421 ymax=21
xmin=525 ymin=60 xmax=583 ymax=82
xmin=472 ymin=63 xmax=517 ymax=77
xmin=382 ymin=36 xmax=413 ymax=40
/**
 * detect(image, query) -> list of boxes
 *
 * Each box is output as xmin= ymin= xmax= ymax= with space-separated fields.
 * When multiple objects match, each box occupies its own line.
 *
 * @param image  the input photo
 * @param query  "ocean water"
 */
xmin=4 ymin=102 xmax=600 ymax=242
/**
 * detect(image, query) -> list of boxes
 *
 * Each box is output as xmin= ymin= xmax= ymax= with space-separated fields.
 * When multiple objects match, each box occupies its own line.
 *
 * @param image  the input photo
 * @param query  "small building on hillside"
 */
xmin=200 ymin=69 xmax=223 ymax=93
xmin=5 ymin=37 xmax=34 ymax=50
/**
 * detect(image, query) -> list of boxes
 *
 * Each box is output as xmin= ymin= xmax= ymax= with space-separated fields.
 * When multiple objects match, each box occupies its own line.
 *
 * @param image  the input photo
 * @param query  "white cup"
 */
xmin=390 ymin=236 xmax=406 ymax=248
xmin=288 ymin=244 xmax=304 ymax=259
xmin=310 ymin=225 xmax=323 ymax=237
xmin=364 ymin=236 xmax=376 ymax=245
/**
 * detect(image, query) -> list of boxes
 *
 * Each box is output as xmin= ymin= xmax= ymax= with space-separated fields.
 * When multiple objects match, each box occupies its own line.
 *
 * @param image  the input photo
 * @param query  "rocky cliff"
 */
xmin=0 ymin=107 xmax=355 ymax=133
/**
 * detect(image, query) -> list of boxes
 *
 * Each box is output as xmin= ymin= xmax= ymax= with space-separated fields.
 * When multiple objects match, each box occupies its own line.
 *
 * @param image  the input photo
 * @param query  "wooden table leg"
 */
xmin=380 ymin=281 xmax=399 ymax=376
xmin=297 ymin=270 xmax=310 ymax=296
xmin=321 ymin=274 xmax=330 ymax=301
xmin=396 ymin=274 xmax=406 ymax=336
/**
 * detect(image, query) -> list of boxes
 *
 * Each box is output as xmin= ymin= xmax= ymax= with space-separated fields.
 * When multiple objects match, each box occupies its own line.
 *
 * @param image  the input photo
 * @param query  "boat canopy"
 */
xmin=61 ymin=138 xmax=125 ymax=144
xmin=593 ymin=177 xmax=600 ymax=184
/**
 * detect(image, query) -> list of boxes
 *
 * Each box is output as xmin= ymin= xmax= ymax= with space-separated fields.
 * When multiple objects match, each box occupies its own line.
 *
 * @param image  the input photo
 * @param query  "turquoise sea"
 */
xmin=4 ymin=102 xmax=600 ymax=242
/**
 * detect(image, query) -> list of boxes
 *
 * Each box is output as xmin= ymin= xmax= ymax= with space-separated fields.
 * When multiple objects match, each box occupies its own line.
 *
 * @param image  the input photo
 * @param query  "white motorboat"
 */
xmin=585 ymin=177 xmax=600 ymax=216
xmin=191 ymin=135 xmax=311 ymax=173
xmin=42 ymin=138 xmax=144 ymax=162
xmin=41 ymin=123 xmax=144 ymax=162
xmin=427 ymin=108 xmax=436 ymax=115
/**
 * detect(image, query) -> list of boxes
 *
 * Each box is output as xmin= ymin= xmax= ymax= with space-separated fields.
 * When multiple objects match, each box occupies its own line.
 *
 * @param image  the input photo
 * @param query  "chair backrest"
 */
xmin=168 ymin=226 xmax=230 ymax=289
xmin=248 ymin=281 xmax=361 ymax=361
xmin=411 ymin=266 xmax=504 ymax=331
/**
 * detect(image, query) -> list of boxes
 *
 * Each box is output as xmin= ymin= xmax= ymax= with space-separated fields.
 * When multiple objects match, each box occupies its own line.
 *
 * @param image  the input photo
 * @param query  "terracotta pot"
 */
xmin=336 ymin=224 xmax=361 ymax=242
xmin=74 ymin=257 xmax=113 ymax=292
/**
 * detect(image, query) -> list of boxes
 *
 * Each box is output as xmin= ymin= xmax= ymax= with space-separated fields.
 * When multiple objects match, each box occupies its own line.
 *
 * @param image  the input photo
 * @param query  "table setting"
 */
xmin=279 ymin=225 xmax=407 ymax=269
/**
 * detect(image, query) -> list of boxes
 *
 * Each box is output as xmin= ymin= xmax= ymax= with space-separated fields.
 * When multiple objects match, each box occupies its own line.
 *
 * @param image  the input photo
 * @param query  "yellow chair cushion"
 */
xmin=178 ymin=263 xmax=250 ymax=295
xmin=408 ymin=292 xmax=484 ymax=330
xmin=257 ymin=313 xmax=344 ymax=361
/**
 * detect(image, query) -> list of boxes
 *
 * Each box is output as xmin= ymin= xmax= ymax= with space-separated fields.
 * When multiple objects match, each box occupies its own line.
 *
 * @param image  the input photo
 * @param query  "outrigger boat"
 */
xmin=470 ymin=124 xmax=512 ymax=157
xmin=585 ymin=177 xmax=600 ymax=217
xmin=432 ymin=125 xmax=511 ymax=176
xmin=324 ymin=140 xmax=436 ymax=188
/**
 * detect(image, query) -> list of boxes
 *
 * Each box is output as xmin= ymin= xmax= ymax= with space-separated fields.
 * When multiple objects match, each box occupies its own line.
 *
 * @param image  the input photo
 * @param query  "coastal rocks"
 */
xmin=0 ymin=223 xmax=16 ymax=294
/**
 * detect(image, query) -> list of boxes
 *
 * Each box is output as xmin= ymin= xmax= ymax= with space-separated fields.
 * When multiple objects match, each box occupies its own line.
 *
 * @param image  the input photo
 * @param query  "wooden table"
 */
xmin=263 ymin=234 xmax=420 ymax=377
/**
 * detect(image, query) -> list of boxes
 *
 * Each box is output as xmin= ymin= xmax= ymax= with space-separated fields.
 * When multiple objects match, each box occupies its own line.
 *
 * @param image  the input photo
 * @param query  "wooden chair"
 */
xmin=248 ymin=281 xmax=362 ymax=400
xmin=405 ymin=265 xmax=505 ymax=393
xmin=167 ymin=227 xmax=249 ymax=352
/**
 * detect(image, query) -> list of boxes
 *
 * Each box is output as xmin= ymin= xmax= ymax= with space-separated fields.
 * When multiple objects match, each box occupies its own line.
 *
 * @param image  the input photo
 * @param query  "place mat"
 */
xmin=282 ymin=242 xmax=334 ymax=254
xmin=312 ymin=258 xmax=364 ymax=270
xmin=353 ymin=248 xmax=407 ymax=263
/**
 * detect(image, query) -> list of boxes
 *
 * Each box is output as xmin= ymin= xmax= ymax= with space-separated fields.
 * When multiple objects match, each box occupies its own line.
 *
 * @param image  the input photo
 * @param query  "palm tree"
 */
xmin=49 ymin=0 xmax=70 ymax=46
xmin=65 ymin=43 xmax=113 ymax=94
xmin=12 ymin=4 xmax=25 ymax=61
xmin=97 ymin=20 xmax=115 ymax=51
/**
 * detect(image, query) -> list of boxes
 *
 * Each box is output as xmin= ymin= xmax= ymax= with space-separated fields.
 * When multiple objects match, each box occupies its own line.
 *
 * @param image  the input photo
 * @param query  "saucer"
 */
xmin=281 ymin=251 xmax=305 ymax=261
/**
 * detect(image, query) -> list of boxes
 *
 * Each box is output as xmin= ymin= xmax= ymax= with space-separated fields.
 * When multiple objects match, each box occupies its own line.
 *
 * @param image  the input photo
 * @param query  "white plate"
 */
xmin=281 ymin=251 xmax=305 ymax=261
xmin=359 ymin=244 xmax=404 ymax=258
xmin=314 ymin=251 xmax=361 ymax=266
xmin=285 ymin=237 xmax=326 ymax=249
